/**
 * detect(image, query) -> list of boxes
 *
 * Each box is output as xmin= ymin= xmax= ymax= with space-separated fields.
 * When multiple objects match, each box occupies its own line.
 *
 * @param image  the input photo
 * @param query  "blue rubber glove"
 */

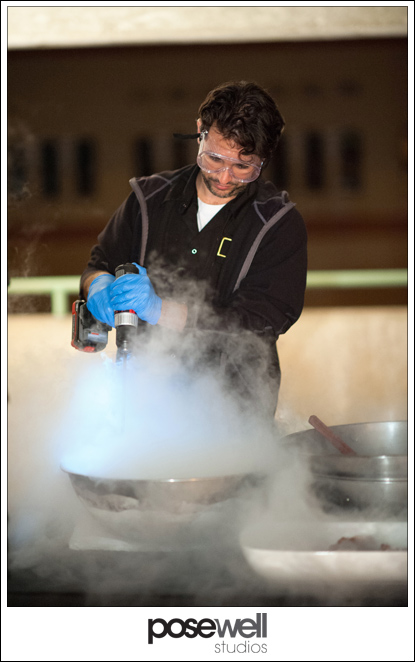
xmin=86 ymin=273 xmax=116 ymax=327
xmin=109 ymin=264 xmax=162 ymax=325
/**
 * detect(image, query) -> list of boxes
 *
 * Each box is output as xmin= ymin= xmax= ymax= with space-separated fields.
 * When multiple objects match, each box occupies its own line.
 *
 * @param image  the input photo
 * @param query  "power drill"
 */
xmin=71 ymin=300 xmax=112 ymax=352
xmin=71 ymin=263 xmax=140 ymax=359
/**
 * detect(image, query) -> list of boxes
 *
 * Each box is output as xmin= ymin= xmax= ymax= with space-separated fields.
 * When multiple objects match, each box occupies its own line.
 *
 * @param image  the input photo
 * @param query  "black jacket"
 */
xmin=82 ymin=165 xmax=307 ymax=415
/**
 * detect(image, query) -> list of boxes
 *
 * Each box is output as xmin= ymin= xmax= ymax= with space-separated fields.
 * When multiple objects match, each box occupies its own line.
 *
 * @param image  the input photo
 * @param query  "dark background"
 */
xmin=8 ymin=38 xmax=408 ymax=307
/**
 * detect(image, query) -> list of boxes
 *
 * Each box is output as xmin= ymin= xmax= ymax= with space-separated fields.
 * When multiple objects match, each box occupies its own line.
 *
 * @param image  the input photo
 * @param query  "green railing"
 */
xmin=7 ymin=269 xmax=408 ymax=316
xmin=8 ymin=275 xmax=81 ymax=316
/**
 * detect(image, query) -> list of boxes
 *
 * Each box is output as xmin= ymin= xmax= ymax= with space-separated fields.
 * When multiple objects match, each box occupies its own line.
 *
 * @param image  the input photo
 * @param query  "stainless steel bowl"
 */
xmin=64 ymin=471 xmax=263 ymax=512
xmin=62 ymin=469 xmax=265 ymax=544
xmin=283 ymin=421 xmax=408 ymax=517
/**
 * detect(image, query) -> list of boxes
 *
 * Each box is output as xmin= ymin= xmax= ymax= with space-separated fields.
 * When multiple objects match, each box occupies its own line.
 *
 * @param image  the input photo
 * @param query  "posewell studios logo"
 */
xmin=148 ymin=612 xmax=268 ymax=654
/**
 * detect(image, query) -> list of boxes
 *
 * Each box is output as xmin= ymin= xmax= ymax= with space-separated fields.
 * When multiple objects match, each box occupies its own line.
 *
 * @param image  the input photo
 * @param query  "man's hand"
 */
xmin=109 ymin=265 xmax=162 ymax=325
xmin=86 ymin=273 xmax=116 ymax=327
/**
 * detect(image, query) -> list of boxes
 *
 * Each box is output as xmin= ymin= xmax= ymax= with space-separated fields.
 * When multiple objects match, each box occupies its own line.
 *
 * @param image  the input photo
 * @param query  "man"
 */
xmin=81 ymin=81 xmax=307 ymax=417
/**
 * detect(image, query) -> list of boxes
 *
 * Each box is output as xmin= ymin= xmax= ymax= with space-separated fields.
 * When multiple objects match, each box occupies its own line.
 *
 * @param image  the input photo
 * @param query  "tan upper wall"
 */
xmin=7 ymin=6 xmax=408 ymax=49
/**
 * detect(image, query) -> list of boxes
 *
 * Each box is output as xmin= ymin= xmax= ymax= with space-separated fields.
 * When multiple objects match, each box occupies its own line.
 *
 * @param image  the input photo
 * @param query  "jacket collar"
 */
xmin=164 ymin=164 xmax=259 ymax=215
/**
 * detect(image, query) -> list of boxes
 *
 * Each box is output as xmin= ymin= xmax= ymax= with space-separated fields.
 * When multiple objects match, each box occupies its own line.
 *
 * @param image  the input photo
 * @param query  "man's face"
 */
xmin=196 ymin=124 xmax=262 ymax=203
xmin=199 ymin=169 xmax=247 ymax=202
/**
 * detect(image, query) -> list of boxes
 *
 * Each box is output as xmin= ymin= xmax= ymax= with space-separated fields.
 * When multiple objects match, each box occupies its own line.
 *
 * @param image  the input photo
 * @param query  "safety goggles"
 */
xmin=197 ymin=131 xmax=262 ymax=183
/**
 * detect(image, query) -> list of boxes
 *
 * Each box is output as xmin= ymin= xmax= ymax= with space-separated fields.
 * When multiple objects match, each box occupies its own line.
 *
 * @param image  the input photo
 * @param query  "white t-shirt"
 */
xmin=197 ymin=198 xmax=226 ymax=232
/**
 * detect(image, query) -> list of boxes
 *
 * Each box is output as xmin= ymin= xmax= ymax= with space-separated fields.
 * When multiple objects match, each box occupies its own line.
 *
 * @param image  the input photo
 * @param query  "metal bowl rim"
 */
xmin=283 ymin=421 xmax=408 ymax=458
xmin=61 ymin=466 xmax=264 ymax=484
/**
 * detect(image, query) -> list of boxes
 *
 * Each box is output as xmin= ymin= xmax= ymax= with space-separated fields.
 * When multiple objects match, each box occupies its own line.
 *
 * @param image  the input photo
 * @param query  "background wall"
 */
xmin=7 ymin=6 xmax=407 ymax=48
xmin=8 ymin=307 xmax=408 ymax=432
xmin=8 ymin=36 xmax=408 ymax=307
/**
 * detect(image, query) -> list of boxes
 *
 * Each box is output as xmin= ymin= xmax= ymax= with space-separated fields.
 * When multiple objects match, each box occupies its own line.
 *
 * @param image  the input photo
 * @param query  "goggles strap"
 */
xmin=173 ymin=133 xmax=201 ymax=139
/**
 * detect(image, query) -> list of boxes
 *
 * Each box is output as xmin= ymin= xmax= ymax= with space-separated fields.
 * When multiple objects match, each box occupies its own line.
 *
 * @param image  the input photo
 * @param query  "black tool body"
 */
xmin=71 ymin=300 xmax=111 ymax=352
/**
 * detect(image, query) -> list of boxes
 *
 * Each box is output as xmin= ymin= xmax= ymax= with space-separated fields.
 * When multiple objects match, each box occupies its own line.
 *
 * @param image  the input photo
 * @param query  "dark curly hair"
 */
xmin=198 ymin=81 xmax=285 ymax=166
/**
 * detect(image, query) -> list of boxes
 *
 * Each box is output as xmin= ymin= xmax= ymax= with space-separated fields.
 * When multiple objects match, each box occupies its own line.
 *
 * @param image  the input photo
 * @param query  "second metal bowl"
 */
xmin=283 ymin=421 xmax=408 ymax=517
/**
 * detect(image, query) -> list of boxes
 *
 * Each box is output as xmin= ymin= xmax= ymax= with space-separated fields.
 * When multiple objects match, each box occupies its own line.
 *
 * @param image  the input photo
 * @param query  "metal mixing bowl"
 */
xmin=64 ymin=471 xmax=264 ymax=512
xmin=283 ymin=421 xmax=408 ymax=517
xmin=62 ymin=468 xmax=265 ymax=544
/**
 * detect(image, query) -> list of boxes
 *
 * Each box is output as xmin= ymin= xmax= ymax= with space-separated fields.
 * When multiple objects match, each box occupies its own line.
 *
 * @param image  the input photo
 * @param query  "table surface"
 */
xmin=8 ymin=537 xmax=408 ymax=607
